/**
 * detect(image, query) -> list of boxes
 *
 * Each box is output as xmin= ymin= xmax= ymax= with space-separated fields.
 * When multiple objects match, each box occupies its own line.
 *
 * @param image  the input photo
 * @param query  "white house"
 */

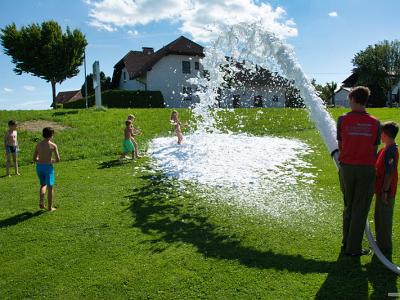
xmin=112 ymin=36 xmax=204 ymax=108
xmin=112 ymin=36 xmax=292 ymax=108
xmin=334 ymin=86 xmax=351 ymax=107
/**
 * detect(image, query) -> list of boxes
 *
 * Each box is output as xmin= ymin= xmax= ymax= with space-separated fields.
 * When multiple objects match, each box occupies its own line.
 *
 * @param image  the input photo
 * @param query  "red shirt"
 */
xmin=337 ymin=111 xmax=381 ymax=166
xmin=375 ymin=144 xmax=399 ymax=198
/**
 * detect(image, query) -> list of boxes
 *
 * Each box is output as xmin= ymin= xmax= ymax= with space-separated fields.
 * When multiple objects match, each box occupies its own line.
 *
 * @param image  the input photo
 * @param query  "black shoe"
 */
xmin=346 ymin=248 xmax=372 ymax=257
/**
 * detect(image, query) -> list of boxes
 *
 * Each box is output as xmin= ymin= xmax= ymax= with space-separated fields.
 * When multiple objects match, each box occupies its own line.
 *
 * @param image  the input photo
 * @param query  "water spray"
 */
xmin=192 ymin=22 xmax=400 ymax=274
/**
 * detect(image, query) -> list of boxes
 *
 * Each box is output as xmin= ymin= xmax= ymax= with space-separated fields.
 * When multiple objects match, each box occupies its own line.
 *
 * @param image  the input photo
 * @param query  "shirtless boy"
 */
xmin=32 ymin=127 xmax=60 ymax=211
xmin=170 ymin=110 xmax=183 ymax=144
xmin=4 ymin=120 xmax=19 ymax=176
xmin=127 ymin=114 xmax=141 ymax=158
xmin=121 ymin=120 xmax=137 ymax=160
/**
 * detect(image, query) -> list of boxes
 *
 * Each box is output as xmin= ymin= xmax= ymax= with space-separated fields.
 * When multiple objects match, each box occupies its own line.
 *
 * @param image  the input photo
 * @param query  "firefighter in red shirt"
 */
xmin=337 ymin=86 xmax=381 ymax=256
xmin=374 ymin=122 xmax=399 ymax=260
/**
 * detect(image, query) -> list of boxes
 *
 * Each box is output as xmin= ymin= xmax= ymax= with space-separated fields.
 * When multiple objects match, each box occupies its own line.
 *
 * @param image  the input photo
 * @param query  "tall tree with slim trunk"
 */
xmin=0 ymin=21 xmax=87 ymax=107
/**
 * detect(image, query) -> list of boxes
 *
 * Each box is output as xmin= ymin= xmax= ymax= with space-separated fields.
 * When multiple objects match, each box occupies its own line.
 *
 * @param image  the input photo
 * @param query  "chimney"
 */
xmin=142 ymin=47 xmax=154 ymax=55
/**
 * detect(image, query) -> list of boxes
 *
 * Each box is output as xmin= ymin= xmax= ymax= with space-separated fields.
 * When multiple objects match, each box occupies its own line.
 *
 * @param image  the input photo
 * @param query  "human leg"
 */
xmin=39 ymin=185 xmax=46 ymax=209
xmin=178 ymin=132 xmax=183 ymax=144
xmin=340 ymin=165 xmax=356 ymax=249
xmin=12 ymin=152 xmax=19 ymax=175
xmin=5 ymin=152 xmax=11 ymax=176
xmin=133 ymin=140 xmax=141 ymax=158
xmin=346 ymin=166 xmax=375 ymax=254
xmin=47 ymin=186 xmax=55 ymax=211
xmin=375 ymin=196 xmax=395 ymax=257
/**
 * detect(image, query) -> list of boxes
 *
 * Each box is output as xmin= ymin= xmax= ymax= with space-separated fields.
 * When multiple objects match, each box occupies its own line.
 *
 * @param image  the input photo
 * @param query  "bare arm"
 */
xmin=129 ymin=128 xmax=136 ymax=138
xmin=32 ymin=145 xmax=38 ymax=162
xmin=132 ymin=127 xmax=142 ymax=135
xmin=53 ymin=145 xmax=61 ymax=163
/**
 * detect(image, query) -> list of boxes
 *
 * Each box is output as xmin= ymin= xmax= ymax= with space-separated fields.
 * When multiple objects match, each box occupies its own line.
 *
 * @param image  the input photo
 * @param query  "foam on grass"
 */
xmin=150 ymin=133 xmax=322 ymax=219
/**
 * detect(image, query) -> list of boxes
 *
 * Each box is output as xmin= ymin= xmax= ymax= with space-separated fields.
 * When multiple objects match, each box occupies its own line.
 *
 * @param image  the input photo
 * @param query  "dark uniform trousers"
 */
xmin=374 ymin=195 xmax=395 ymax=257
xmin=339 ymin=164 xmax=375 ymax=254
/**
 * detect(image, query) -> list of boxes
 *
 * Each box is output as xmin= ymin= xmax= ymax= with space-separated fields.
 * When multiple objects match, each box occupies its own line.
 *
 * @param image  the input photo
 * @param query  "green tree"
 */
xmin=324 ymin=81 xmax=337 ymax=106
xmin=0 ymin=21 xmax=87 ymax=107
xmin=311 ymin=79 xmax=337 ymax=106
xmin=81 ymin=72 xmax=111 ymax=97
xmin=352 ymin=40 xmax=400 ymax=107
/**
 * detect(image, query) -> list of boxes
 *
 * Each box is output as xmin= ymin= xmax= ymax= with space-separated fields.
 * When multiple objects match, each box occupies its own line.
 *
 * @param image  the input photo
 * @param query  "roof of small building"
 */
xmin=112 ymin=36 xmax=204 ymax=87
xmin=342 ymin=73 xmax=359 ymax=87
xmin=55 ymin=90 xmax=83 ymax=104
xmin=335 ymin=86 xmax=351 ymax=93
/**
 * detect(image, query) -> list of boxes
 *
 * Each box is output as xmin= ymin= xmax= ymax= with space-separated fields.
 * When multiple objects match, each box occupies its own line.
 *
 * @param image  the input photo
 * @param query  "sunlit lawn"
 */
xmin=0 ymin=107 xmax=399 ymax=299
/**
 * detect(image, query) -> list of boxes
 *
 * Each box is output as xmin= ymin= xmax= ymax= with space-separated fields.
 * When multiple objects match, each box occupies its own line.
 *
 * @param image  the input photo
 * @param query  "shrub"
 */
xmin=63 ymin=90 xmax=164 ymax=109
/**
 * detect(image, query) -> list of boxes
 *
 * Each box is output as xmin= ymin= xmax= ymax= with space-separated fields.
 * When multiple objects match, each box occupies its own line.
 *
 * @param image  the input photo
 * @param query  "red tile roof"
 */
xmin=112 ymin=36 xmax=204 ymax=87
xmin=55 ymin=90 xmax=83 ymax=104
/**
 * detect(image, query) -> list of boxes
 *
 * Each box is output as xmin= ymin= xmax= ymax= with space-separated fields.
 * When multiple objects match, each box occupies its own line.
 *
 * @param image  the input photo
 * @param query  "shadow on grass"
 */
xmin=98 ymin=159 xmax=130 ymax=169
xmin=367 ymin=255 xmax=398 ymax=299
xmin=317 ymin=253 xmax=399 ymax=299
xmin=127 ymin=172 xmax=397 ymax=297
xmin=0 ymin=211 xmax=44 ymax=228
xmin=128 ymin=174 xmax=338 ymax=271
xmin=316 ymin=253 xmax=368 ymax=299
xmin=53 ymin=110 xmax=79 ymax=116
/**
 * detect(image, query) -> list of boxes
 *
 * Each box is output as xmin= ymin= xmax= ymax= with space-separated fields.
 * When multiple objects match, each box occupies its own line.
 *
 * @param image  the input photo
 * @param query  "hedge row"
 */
xmin=63 ymin=90 xmax=165 ymax=109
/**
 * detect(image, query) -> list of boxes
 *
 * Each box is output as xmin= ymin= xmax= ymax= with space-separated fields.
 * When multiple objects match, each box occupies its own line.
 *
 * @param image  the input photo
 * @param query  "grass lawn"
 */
xmin=0 ymin=107 xmax=399 ymax=299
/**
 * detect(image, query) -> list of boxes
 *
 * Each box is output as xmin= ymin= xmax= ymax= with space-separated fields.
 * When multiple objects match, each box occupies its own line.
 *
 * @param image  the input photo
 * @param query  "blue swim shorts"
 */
xmin=5 ymin=145 xmax=18 ymax=154
xmin=36 ymin=164 xmax=55 ymax=186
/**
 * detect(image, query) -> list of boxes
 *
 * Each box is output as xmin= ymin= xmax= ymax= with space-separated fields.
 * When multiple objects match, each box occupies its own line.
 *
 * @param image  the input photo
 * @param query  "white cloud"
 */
xmin=85 ymin=0 xmax=297 ymax=42
xmin=23 ymin=85 xmax=36 ymax=92
xmin=127 ymin=29 xmax=139 ymax=37
xmin=3 ymin=88 xmax=13 ymax=92
xmin=328 ymin=11 xmax=338 ymax=17
xmin=88 ymin=19 xmax=117 ymax=32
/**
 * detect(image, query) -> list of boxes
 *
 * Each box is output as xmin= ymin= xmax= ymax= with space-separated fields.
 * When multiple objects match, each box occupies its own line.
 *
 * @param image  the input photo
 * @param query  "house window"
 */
xmin=195 ymin=62 xmax=200 ymax=70
xmin=123 ymin=71 xmax=126 ymax=82
xmin=272 ymin=95 xmax=279 ymax=102
xmin=254 ymin=95 xmax=263 ymax=107
xmin=182 ymin=86 xmax=193 ymax=100
xmin=233 ymin=95 xmax=241 ymax=108
xmin=182 ymin=61 xmax=191 ymax=74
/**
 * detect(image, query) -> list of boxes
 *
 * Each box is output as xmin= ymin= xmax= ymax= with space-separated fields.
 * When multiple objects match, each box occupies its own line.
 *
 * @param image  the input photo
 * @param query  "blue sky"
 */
xmin=0 ymin=0 xmax=399 ymax=110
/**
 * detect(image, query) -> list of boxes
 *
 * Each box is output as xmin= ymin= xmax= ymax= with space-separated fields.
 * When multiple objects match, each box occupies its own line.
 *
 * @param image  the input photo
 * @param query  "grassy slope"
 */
xmin=0 ymin=108 xmax=399 ymax=299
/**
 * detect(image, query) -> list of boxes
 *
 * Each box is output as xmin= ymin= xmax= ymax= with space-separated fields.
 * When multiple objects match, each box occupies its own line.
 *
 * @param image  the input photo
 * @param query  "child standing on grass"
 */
xmin=337 ymin=86 xmax=381 ymax=256
xmin=33 ymin=127 xmax=60 ymax=212
xmin=4 ymin=120 xmax=20 ymax=176
xmin=170 ymin=110 xmax=183 ymax=145
xmin=127 ymin=114 xmax=141 ymax=158
xmin=120 ymin=120 xmax=138 ymax=160
xmin=374 ymin=122 xmax=399 ymax=260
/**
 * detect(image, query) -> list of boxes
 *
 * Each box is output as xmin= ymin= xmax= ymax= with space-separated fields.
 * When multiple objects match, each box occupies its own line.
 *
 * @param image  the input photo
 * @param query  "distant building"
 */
xmin=335 ymin=73 xmax=400 ymax=107
xmin=112 ymin=36 xmax=291 ymax=108
xmin=390 ymin=81 xmax=400 ymax=106
xmin=55 ymin=90 xmax=83 ymax=105
xmin=334 ymin=86 xmax=351 ymax=107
